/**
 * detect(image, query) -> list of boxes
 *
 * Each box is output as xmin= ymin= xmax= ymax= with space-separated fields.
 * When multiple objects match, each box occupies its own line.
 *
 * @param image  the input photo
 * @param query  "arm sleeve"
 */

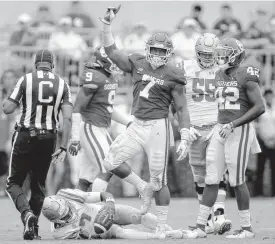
xmin=8 ymin=76 xmax=25 ymax=105
xmin=61 ymin=81 xmax=73 ymax=106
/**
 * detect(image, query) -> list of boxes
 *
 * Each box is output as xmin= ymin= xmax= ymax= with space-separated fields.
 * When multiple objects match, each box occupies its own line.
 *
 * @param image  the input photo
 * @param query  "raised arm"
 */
xmin=100 ymin=5 xmax=132 ymax=73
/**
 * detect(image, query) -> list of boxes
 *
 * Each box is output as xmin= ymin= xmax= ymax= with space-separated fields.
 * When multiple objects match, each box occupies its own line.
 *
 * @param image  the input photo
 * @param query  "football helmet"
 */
xmin=145 ymin=32 xmax=174 ymax=69
xmin=42 ymin=196 xmax=77 ymax=225
xmin=195 ymin=33 xmax=220 ymax=69
xmin=92 ymin=46 xmax=122 ymax=74
xmin=214 ymin=38 xmax=245 ymax=68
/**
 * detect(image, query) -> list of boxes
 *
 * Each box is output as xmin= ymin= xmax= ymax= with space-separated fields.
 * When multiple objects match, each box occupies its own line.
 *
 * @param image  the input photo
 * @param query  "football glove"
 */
xmin=99 ymin=4 xmax=121 ymax=25
xmin=68 ymin=140 xmax=81 ymax=156
xmin=176 ymin=128 xmax=190 ymax=161
xmin=219 ymin=122 xmax=234 ymax=139
xmin=51 ymin=147 xmax=67 ymax=164
xmin=190 ymin=127 xmax=201 ymax=143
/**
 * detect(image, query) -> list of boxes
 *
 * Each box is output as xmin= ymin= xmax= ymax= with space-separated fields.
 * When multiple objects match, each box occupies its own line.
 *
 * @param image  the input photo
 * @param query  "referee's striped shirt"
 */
xmin=8 ymin=69 xmax=72 ymax=130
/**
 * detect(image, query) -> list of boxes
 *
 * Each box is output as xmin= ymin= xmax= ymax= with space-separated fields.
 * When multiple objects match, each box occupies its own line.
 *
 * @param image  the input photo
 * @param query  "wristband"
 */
xmin=60 ymin=146 xmax=67 ymax=152
xmin=106 ymin=197 xmax=115 ymax=203
xmin=180 ymin=128 xmax=190 ymax=142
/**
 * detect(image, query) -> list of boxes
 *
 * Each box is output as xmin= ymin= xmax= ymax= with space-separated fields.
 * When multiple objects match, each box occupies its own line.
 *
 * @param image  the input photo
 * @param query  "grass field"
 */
xmin=1 ymin=197 xmax=275 ymax=244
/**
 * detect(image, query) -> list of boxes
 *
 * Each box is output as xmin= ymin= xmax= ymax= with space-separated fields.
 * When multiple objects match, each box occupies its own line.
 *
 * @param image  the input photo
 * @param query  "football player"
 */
xmin=68 ymin=46 xmax=132 ymax=192
xmin=183 ymin=38 xmax=265 ymax=239
xmin=42 ymin=188 xmax=171 ymax=240
xmin=172 ymin=33 xmax=232 ymax=235
xmin=98 ymin=5 xmax=190 ymax=237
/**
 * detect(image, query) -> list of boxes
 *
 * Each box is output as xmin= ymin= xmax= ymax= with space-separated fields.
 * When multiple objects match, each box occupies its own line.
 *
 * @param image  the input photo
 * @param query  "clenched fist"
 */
xmin=99 ymin=5 xmax=121 ymax=25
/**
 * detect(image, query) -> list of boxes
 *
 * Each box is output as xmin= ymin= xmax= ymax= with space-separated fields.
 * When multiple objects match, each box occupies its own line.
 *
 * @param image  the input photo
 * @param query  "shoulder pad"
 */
xmin=128 ymin=52 xmax=145 ymax=63
xmin=243 ymin=66 xmax=260 ymax=84
xmin=182 ymin=59 xmax=199 ymax=76
xmin=56 ymin=189 xmax=85 ymax=204
xmin=79 ymin=67 xmax=106 ymax=89
xmin=167 ymin=63 xmax=187 ymax=85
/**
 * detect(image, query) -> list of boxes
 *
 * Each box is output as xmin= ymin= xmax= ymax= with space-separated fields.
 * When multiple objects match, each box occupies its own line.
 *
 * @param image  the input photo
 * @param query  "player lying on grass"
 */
xmin=42 ymin=188 xmax=171 ymax=240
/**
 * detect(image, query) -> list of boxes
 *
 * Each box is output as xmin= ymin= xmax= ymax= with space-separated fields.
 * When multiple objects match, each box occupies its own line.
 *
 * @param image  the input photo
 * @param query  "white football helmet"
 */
xmin=42 ymin=196 xmax=77 ymax=224
xmin=195 ymin=33 xmax=220 ymax=69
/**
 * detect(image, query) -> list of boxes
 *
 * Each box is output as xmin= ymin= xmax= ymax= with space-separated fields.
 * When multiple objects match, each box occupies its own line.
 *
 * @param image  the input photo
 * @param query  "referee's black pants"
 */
xmin=6 ymin=130 xmax=56 ymax=220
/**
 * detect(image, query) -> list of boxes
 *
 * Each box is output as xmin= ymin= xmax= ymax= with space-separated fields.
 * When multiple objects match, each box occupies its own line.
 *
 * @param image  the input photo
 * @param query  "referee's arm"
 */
xmin=60 ymin=82 xmax=73 ymax=149
xmin=3 ymin=76 xmax=25 ymax=114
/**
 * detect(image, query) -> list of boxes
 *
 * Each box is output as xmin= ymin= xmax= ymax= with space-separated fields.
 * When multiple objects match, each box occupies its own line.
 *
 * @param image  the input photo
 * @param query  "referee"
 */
xmin=2 ymin=49 xmax=72 ymax=240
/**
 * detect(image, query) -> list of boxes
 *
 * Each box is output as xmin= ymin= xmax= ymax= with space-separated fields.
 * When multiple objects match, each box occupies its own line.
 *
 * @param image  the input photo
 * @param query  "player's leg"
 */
xmin=103 ymin=121 xmax=151 ymax=211
xmin=5 ymin=131 xmax=38 ymax=240
xmin=30 ymin=134 xmax=56 ymax=239
xmin=213 ymin=175 xmax=232 ymax=235
xmin=102 ymin=224 xmax=165 ymax=239
xmin=92 ymin=129 xmax=113 ymax=192
xmin=189 ymin=129 xmax=215 ymax=233
xmin=225 ymin=124 xmax=255 ymax=238
xmin=184 ymin=125 xmax=227 ymax=238
xmin=145 ymin=118 xmax=172 ymax=236
xmin=78 ymin=123 xmax=112 ymax=192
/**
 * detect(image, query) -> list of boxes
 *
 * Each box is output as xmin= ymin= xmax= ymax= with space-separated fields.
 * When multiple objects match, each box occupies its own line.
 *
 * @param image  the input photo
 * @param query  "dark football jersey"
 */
xmin=215 ymin=65 xmax=260 ymax=124
xmin=128 ymin=53 xmax=186 ymax=120
xmin=79 ymin=66 xmax=118 ymax=127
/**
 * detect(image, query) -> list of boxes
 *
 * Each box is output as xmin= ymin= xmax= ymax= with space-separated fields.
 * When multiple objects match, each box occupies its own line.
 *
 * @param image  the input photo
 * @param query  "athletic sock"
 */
xmin=239 ymin=209 xmax=251 ymax=229
xmin=92 ymin=178 xmax=108 ymax=192
xmin=156 ymin=205 xmax=169 ymax=226
xmin=124 ymin=172 xmax=147 ymax=192
xmin=197 ymin=204 xmax=211 ymax=227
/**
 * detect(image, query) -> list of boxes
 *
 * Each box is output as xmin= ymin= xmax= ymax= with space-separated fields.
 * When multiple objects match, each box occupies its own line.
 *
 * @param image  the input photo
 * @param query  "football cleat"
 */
xmin=214 ymin=215 xmax=232 ymax=235
xmin=151 ymin=224 xmax=166 ymax=239
xmin=226 ymin=229 xmax=255 ymax=239
xmin=23 ymin=212 xmax=38 ymax=240
xmin=139 ymin=184 xmax=154 ymax=215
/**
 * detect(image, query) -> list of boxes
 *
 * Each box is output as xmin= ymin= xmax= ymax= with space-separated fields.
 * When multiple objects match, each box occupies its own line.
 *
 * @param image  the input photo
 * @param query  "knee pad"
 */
xmin=218 ymin=180 xmax=227 ymax=191
xmin=195 ymin=182 xmax=205 ymax=195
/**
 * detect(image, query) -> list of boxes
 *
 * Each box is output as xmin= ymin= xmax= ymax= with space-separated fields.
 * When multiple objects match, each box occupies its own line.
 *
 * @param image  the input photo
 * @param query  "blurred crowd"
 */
xmin=1 ymin=1 xmax=275 ymax=198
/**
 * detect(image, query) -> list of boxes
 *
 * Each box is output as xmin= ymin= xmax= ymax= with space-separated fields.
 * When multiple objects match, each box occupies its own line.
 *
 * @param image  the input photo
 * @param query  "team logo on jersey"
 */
xmin=104 ymin=83 xmax=118 ymax=90
xmin=137 ymin=68 xmax=143 ymax=72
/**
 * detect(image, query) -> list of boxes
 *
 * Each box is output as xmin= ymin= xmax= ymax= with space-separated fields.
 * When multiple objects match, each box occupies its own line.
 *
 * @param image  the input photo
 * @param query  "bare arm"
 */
xmin=3 ymin=99 xmax=18 ymax=114
xmin=171 ymin=84 xmax=190 ymax=130
xmin=71 ymin=87 xmax=94 ymax=141
xmin=233 ymin=81 xmax=265 ymax=127
xmin=60 ymin=104 xmax=72 ymax=148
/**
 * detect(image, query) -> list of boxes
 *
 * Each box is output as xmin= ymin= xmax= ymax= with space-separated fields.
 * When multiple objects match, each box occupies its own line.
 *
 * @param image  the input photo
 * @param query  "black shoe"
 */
xmin=23 ymin=212 xmax=38 ymax=240
xmin=33 ymin=225 xmax=41 ymax=240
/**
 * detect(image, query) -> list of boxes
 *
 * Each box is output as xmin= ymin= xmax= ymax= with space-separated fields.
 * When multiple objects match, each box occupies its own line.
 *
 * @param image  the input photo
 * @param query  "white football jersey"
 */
xmin=184 ymin=59 xmax=219 ymax=127
xmin=51 ymin=189 xmax=102 ymax=240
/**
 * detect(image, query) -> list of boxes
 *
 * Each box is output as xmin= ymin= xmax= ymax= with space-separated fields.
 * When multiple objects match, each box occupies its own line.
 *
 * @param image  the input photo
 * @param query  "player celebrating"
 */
xmin=174 ymin=33 xmax=232 ymax=235
xmin=68 ymin=46 xmax=132 ymax=192
xmin=98 ymin=5 xmax=190 ymax=237
xmin=183 ymin=38 xmax=265 ymax=239
xmin=42 ymin=188 xmax=171 ymax=240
